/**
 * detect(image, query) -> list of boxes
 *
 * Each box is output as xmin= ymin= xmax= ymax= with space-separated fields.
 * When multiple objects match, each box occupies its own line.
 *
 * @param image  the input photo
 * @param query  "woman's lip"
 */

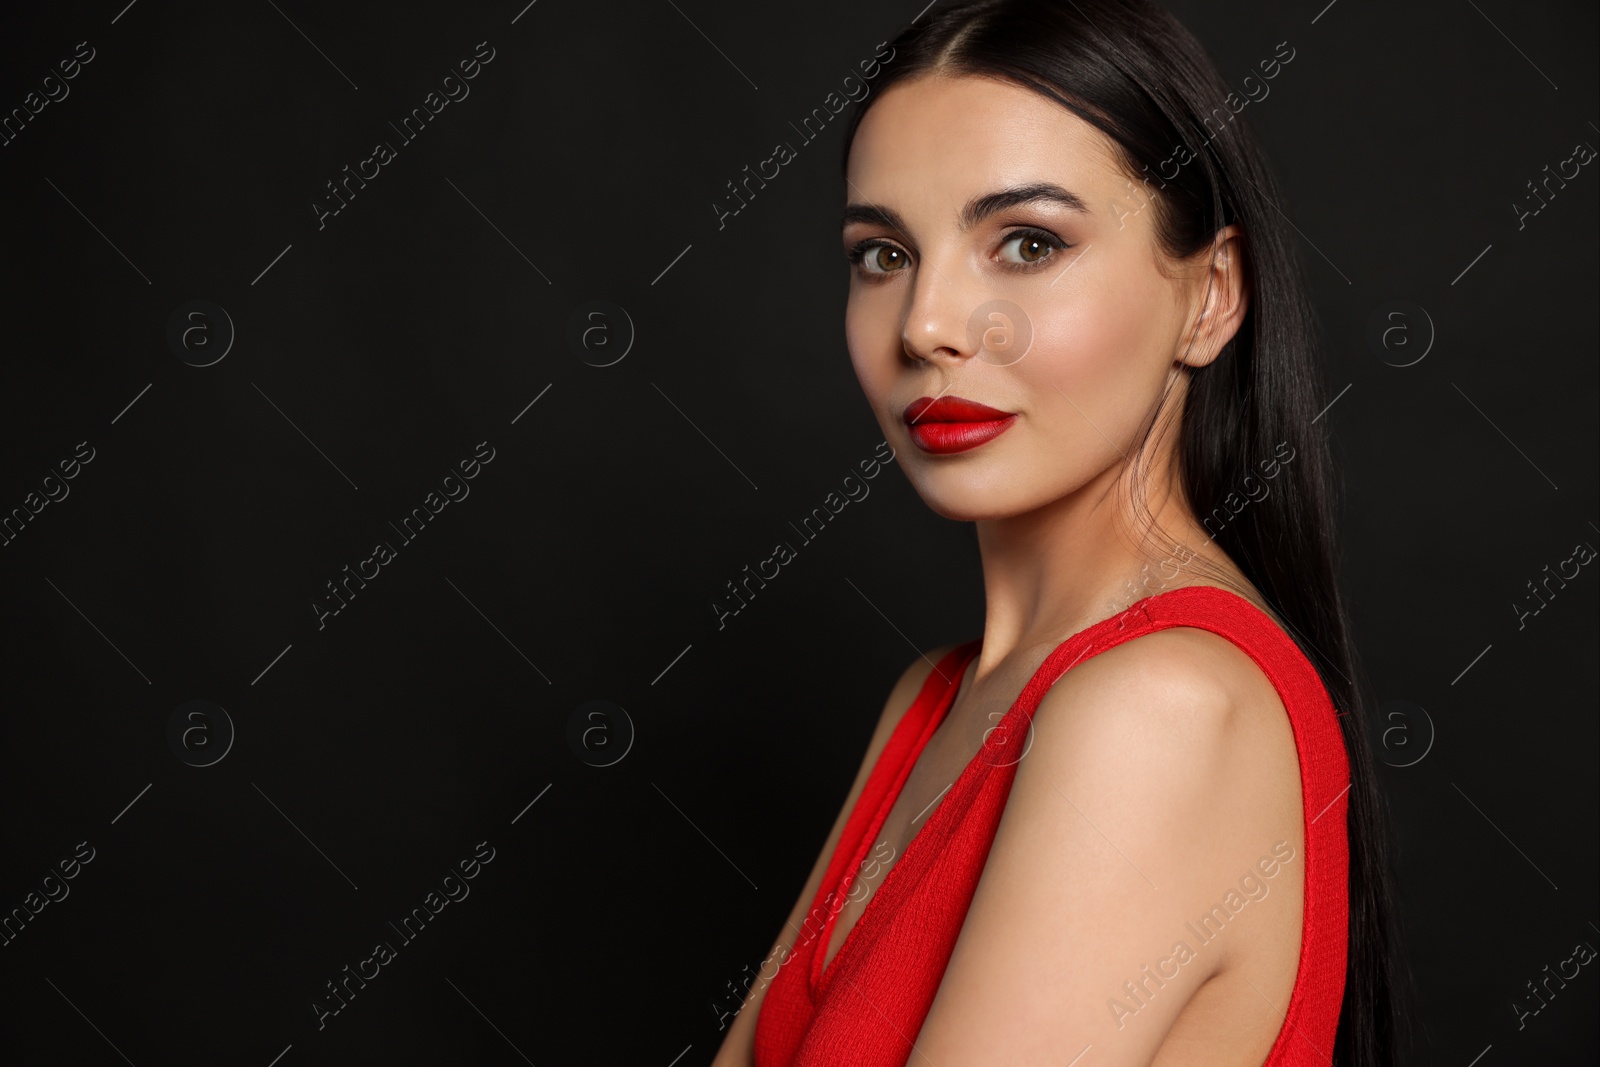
xmin=902 ymin=395 xmax=1014 ymax=424
xmin=906 ymin=415 xmax=1017 ymax=454
xmin=902 ymin=396 xmax=1017 ymax=455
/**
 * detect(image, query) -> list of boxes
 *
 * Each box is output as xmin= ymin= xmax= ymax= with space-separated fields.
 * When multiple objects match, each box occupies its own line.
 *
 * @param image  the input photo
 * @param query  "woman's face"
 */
xmin=843 ymin=73 xmax=1239 ymax=522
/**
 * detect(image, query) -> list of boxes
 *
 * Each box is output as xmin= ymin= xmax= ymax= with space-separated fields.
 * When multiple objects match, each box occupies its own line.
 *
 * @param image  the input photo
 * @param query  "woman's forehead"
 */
xmin=846 ymin=74 xmax=1125 ymax=212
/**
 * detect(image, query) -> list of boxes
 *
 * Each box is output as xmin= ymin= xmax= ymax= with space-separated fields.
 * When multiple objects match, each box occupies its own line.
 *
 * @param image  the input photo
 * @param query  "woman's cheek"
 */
xmin=844 ymin=311 xmax=871 ymax=377
xmin=845 ymin=311 xmax=896 ymax=398
xmin=1017 ymin=313 xmax=1140 ymax=456
xmin=1014 ymin=309 xmax=1102 ymax=392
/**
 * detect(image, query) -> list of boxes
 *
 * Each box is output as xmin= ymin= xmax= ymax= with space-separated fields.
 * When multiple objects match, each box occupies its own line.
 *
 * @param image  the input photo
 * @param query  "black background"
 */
xmin=1 ymin=1 xmax=1595 ymax=1064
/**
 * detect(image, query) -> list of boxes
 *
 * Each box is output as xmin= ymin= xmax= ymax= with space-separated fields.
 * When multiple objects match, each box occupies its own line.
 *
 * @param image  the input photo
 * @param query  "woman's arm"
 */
xmin=912 ymin=628 xmax=1304 ymax=1066
xmin=710 ymin=644 xmax=963 ymax=1067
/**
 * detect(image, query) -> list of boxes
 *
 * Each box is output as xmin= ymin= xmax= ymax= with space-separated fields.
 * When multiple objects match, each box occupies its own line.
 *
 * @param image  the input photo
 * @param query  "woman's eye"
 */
xmin=854 ymin=243 xmax=911 ymax=274
xmin=998 ymin=231 xmax=1062 ymax=265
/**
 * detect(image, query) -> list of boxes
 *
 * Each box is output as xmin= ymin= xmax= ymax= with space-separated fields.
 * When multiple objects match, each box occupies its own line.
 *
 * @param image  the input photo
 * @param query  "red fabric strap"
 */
xmin=754 ymin=585 xmax=1350 ymax=1066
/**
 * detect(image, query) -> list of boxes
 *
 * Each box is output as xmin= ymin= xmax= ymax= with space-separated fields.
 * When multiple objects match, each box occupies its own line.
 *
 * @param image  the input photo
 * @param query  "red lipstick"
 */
xmin=901 ymin=396 xmax=1017 ymax=455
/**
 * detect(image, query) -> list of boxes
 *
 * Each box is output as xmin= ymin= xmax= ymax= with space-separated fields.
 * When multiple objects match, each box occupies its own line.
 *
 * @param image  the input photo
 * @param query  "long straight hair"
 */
xmin=839 ymin=2 xmax=1404 ymax=1062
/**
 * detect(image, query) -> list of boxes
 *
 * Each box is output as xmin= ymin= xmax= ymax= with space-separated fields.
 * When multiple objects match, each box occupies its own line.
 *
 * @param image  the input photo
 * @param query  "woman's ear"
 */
xmin=1179 ymin=224 xmax=1249 ymax=368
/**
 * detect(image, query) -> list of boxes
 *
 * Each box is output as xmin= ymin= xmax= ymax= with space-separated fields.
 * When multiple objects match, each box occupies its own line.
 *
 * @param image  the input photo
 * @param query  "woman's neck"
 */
xmin=969 ymin=435 xmax=1230 ymax=680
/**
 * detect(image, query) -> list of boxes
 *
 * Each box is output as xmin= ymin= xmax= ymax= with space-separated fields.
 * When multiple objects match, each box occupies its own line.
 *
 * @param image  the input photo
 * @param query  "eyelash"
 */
xmin=845 ymin=226 xmax=1072 ymax=278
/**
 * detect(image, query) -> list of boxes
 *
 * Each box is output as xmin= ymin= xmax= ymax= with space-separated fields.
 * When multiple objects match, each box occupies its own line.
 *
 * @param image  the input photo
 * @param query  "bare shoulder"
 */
xmin=1022 ymin=622 xmax=1305 ymax=896
xmin=912 ymin=626 xmax=1306 ymax=1062
xmin=1036 ymin=624 xmax=1292 ymax=759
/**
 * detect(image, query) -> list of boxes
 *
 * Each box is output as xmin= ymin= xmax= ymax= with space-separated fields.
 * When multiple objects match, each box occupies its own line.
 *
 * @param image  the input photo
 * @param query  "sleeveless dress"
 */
xmin=752 ymin=585 xmax=1351 ymax=1066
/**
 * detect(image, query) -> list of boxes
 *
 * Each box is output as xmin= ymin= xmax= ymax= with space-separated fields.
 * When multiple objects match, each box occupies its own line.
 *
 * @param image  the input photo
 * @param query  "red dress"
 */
xmin=753 ymin=585 xmax=1351 ymax=1065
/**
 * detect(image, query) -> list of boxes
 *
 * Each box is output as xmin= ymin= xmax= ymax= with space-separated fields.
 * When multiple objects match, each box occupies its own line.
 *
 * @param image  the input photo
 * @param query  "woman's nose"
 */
xmin=901 ymin=263 xmax=1031 ymax=368
xmin=901 ymin=260 xmax=977 ymax=365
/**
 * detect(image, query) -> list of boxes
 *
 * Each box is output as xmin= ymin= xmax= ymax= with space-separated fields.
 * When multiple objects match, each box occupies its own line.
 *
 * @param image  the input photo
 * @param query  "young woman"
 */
xmin=713 ymin=1 xmax=1399 ymax=1063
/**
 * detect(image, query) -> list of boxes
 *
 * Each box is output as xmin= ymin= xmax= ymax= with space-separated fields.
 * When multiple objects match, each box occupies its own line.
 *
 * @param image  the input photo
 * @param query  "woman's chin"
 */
xmin=909 ymin=478 xmax=1030 ymax=523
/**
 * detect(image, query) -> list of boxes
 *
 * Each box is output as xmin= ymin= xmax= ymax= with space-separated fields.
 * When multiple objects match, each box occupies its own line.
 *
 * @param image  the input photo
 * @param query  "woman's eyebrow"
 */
xmin=841 ymin=203 xmax=908 ymax=232
xmin=842 ymin=183 xmax=1090 ymax=234
xmin=960 ymin=183 xmax=1090 ymax=229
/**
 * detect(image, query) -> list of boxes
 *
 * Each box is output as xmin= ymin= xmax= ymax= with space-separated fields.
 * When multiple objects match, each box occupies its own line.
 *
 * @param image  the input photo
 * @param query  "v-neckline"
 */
xmin=806 ymin=586 xmax=1244 ymax=998
xmin=809 ymin=641 xmax=983 ymax=997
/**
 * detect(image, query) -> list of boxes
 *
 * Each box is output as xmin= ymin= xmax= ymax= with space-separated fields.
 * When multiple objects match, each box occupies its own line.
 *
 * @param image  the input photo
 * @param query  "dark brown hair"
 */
xmin=840 ymin=2 xmax=1405 ymax=1062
